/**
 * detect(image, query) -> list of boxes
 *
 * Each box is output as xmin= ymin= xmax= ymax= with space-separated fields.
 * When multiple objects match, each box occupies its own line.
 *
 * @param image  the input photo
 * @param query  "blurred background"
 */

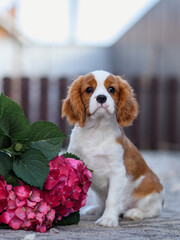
xmin=0 ymin=0 xmax=180 ymax=150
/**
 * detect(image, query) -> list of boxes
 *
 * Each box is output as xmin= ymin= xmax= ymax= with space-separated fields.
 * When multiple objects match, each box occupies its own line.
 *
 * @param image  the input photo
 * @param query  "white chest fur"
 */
xmin=68 ymin=115 xmax=128 ymax=192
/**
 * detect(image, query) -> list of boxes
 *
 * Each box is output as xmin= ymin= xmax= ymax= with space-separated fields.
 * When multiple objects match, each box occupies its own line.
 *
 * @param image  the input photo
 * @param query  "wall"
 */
xmin=0 ymin=42 xmax=113 ymax=79
xmin=112 ymin=0 xmax=180 ymax=78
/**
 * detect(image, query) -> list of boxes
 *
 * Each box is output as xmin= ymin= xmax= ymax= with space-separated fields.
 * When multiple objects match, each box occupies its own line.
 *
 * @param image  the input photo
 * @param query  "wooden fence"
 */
xmin=1 ymin=76 xmax=180 ymax=150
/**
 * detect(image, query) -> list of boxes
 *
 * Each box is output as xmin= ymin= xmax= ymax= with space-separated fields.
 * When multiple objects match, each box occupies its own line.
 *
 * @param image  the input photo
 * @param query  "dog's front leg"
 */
xmin=95 ymin=174 xmax=127 ymax=227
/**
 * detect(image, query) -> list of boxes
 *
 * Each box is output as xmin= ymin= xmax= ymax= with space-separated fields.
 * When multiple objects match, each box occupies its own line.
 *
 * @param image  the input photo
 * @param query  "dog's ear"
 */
xmin=62 ymin=76 xmax=86 ymax=127
xmin=116 ymin=76 xmax=138 ymax=127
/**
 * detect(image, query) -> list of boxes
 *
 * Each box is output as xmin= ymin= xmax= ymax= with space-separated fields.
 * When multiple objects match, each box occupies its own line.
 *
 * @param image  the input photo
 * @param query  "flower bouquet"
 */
xmin=0 ymin=93 xmax=92 ymax=232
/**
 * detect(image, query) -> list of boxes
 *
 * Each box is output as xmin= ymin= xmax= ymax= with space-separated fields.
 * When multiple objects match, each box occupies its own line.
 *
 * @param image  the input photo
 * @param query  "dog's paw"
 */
xmin=124 ymin=208 xmax=143 ymax=220
xmin=95 ymin=215 xmax=119 ymax=227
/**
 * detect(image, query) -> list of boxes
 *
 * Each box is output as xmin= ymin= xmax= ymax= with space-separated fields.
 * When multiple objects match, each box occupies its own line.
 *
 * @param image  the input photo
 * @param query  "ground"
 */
xmin=0 ymin=151 xmax=180 ymax=240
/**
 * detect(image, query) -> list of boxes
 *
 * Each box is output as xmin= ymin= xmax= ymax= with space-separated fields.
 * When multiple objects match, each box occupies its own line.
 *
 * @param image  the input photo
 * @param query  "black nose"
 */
xmin=96 ymin=95 xmax=107 ymax=104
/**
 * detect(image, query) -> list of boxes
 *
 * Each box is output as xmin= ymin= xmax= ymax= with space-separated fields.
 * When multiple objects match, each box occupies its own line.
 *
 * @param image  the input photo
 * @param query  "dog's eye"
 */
xmin=86 ymin=87 xmax=93 ymax=93
xmin=108 ymin=87 xmax=115 ymax=93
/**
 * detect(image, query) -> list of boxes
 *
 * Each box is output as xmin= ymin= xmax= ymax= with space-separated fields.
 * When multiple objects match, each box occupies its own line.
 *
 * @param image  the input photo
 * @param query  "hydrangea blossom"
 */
xmin=0 ymin=176 xmax=9 ymax=214
xmin=0 ymin=184 xmax=55 ymax=233
xmin=0 ymin=155 xmax=92 ymax=232
xmin=43 ymin=155 xmax=92 ymax=221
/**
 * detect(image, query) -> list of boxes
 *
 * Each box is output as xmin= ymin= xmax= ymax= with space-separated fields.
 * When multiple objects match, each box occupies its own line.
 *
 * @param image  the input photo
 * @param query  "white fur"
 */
xmin=124 ymin=191 xmax=164 ymax=220
xmin=68 ymin=70 xmax=163 ymax=227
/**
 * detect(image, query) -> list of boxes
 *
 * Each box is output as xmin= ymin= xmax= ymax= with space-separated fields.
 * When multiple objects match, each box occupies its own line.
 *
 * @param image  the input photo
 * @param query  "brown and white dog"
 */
xmin=62 ymin=70 xmax=164 ymax=227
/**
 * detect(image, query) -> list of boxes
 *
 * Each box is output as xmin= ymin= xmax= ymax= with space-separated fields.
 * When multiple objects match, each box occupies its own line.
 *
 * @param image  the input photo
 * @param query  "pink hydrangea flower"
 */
xmin=0 ymin=176 xmax=9 ymax=214
xmin=0 ymin=155 xmax=92 ymax=233
xmin=0 ymin=184 xmax=55 ymax=233
xmin=13 ymin=185 xmax=31 ymax=201
xmin=43 ymin=155 xmax=92 ymax=220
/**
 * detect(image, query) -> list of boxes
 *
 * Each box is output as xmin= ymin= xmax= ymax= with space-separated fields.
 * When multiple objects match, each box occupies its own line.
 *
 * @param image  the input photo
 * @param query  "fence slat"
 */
xmin=131 ymin=76 xmax=141 ymax=148
xmin=167 ymin=77 xmax=178 ymax=144
xmin=21 ymin=77 xmax=29 ymax=118
xmin=3 ymin=77 xmax=11 ymax=97
xmin=40 ymin=77 xmax=48 ymax=120
xmin=150 ymin=77 xmax=159 ymax=150
xmin=59 ymin=77 xmax=68 ymax=135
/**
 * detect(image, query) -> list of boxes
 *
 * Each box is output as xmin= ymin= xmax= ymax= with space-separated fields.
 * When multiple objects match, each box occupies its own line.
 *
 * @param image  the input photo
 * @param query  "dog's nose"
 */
xmin=96 ymin=95 xmax=107 ymax=104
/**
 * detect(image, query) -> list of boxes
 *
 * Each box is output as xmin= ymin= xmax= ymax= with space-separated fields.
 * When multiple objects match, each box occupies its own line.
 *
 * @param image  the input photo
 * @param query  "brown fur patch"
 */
xmin=115 ymin=76 xmax=138 ymax=127
xmin=116 ymin=135 xmax=163 ymax=198
xmin=81 ymin=74 xmax=97 ymax=116
xmin=104 ymin=75 xmax=120 ymax=107
xmin=62 ymin=76 xmax=86 ymax=127
xmin=62 ymin=74 xmax=97 ymax=127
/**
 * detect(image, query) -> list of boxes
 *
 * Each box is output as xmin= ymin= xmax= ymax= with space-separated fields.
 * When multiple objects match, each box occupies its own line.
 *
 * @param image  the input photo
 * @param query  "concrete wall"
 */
xmin=112 ymin=0 xmax=180 ymax=79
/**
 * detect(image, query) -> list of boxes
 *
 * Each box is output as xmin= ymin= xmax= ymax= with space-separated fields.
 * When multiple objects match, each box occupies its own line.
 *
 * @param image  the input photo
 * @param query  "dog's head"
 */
xmin=62 ymin=70 xmax=138 ymax=127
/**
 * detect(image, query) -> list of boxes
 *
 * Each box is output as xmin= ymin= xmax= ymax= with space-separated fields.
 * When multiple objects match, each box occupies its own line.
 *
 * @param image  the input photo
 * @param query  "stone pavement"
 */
xmin=0 ymin=151 xmax=180 ymax=240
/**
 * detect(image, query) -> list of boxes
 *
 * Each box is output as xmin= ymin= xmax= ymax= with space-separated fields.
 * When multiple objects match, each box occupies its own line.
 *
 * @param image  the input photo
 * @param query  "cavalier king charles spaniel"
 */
xmin=62 ymin=70 xmax=164 ymax=227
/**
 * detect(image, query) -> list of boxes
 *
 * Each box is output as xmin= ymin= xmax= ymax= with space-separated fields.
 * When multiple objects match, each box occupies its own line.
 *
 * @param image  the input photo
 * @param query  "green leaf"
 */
xmin=53 ymin=211 xmax=80 ymax=226
xmin=29 ymin=121 xmax=66 ymax=161
xmin=0 ymin=223 xmax=11 ymax=229
xmin=0 ymin=135 xmax=11 ymax=149
xmin=0 ymin=100 xmax=3 ymax=117
xmin=0 ymin=93 xmax=24 ymax=115
xmin=0 ymin=93 xmax=31 ymax=143
xmin=63 ymin=152 xmax=80 ymax=160
xmin=13 ymin=148 xmax=49 ymax=189
xmin=4 ymin=170 xmax=20 ymax=187
xmin=0 ymin=151 xmax=13 ymax=176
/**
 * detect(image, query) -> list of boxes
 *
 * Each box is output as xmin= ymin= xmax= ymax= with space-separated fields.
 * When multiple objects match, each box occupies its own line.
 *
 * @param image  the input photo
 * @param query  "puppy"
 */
xmin=62 ymin=70 xmax=164 ymax=227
